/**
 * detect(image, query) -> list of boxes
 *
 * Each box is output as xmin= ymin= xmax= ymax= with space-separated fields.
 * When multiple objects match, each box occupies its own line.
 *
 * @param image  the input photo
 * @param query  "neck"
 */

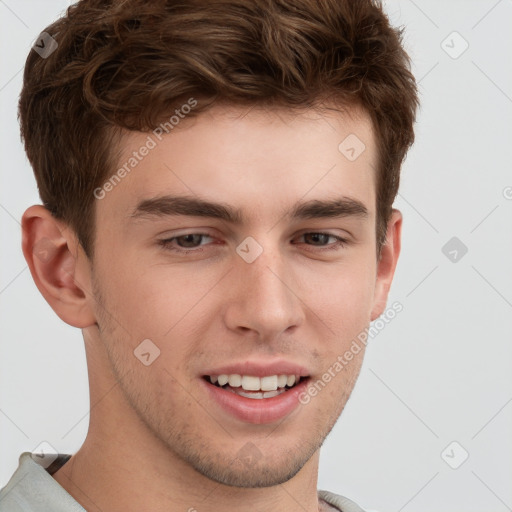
xmin=53 ymin=409 xmax=323 ymax=512
xmin=52 ymin=329 xmax=324 ymax=512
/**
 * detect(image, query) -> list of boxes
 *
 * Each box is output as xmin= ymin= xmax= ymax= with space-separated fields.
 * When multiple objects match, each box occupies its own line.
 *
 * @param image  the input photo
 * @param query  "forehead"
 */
xmin=97 ymin=103 xmax=377 ymax=227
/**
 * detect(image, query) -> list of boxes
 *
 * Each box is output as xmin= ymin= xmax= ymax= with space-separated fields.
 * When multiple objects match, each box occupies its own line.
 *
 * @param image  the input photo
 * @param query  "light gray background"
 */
xmin=1 ymin=1 xmax=511 ymax=511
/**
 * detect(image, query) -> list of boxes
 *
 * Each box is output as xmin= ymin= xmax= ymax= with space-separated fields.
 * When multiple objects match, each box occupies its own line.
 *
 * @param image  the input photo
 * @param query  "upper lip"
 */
xmin=202 ymin=359 xmax=310 ymax=378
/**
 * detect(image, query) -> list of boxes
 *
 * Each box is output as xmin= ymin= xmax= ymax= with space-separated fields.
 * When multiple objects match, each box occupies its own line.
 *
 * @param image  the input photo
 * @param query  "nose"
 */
xmin=223 ymin=239 xmax=305 ymax=340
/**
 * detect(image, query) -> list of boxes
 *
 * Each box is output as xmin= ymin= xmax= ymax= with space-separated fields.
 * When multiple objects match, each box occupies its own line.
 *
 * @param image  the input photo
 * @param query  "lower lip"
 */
xmin=201 ymin=377 xmax=310 ymax=425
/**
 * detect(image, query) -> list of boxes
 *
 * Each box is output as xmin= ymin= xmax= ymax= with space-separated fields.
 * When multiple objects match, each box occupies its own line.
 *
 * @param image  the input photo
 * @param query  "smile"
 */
xmin=205 ymin=374 xmax=305 ymax=399
xmin=202 ymin=373 xmax=311 ymax=424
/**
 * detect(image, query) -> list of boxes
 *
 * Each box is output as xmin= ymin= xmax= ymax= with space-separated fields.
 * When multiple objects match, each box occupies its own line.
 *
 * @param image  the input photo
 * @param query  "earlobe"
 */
xmin=21 ymin=205 xmax=96 ymax=328
xmin=370 ymin=209 xmax=402 ymax=321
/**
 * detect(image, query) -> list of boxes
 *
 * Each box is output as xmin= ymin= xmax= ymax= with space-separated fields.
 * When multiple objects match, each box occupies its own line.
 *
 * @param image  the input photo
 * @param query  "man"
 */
xmin=0 ymin=0 xmax=418 ymax=510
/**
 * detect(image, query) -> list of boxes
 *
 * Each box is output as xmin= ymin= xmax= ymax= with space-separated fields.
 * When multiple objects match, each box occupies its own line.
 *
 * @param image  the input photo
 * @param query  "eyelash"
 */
xmin=157 ymin=232 xmax=349 ymax=254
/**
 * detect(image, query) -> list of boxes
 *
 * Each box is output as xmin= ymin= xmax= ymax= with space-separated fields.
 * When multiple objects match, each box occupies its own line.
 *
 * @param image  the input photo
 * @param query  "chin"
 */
xmin=191 ymin=454 xmax=307 ymax=488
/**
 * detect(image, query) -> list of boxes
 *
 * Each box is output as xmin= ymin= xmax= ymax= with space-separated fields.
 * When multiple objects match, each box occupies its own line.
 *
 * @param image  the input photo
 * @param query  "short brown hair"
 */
xmin=19 ymin=0 xmax=418 ymax=259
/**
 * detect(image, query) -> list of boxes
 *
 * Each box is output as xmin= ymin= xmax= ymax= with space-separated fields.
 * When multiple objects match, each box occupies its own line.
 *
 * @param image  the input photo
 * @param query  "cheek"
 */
xmin=95 ymin=247 xmax=176 ymax=321
xmin=97 ymin=262 xmax=221 ymax=373
xmin=129 ymin=266 xmax=221 ymax=338
xmin=303 ymin=257 xmax=376 ymax=335
xmin=96 ymin=234 xmax=377 ymax=342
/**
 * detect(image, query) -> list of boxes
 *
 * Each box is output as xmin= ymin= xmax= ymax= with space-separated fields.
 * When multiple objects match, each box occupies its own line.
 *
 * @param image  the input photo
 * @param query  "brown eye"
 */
xmin=174 ymin=234 xmax=205 ymax=248
xmin=303 ymin=233 xmax=331 ymax=245
xmin=296 ymin=232 xmax=349 ymax=252
xmin=159 ymin=233 xmax=214 ymax=253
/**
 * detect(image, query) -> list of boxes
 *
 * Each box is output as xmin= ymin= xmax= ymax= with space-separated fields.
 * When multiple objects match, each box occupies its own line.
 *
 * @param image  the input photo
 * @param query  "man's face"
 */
xmin=87 ymin=104 xmax=389 ymax=487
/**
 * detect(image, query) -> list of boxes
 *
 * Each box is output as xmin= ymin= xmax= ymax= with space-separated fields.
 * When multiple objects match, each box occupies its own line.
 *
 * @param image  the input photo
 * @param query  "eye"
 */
xmin=158 ymin=233 xmax=214 ymax=253
xmin=296 ymin=232 xmax=348 ymax=251
xmin=157 ymin=231 xmax=349 ymax=256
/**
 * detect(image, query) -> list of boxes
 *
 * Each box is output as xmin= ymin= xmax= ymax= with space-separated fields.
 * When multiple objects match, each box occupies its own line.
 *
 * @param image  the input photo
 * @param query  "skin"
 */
xmin=21 ymin=103 xmax=401 ymax=512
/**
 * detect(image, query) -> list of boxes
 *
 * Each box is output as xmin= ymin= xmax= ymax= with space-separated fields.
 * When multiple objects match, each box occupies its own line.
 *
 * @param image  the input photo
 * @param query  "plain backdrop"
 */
xmin=1 ymin=1 xmax=511 ymax=511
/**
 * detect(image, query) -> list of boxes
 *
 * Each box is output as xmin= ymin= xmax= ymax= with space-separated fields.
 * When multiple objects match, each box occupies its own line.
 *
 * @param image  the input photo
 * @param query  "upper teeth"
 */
xmin=209 ymin=374 xmax=299 ymax=391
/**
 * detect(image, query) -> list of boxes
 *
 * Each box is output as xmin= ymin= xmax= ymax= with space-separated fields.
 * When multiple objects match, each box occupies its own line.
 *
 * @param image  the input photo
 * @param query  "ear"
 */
xmin=21 ymin=205 xmax=96 ymax=328
xmin=370 ymin=208 xmax=402 ymax=321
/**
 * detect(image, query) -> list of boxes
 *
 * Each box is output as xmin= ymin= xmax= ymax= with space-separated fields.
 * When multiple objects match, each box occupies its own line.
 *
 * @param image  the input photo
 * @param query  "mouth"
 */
xmin=201 ymin=373 xmax=311 ymax=424
xmin=203 ymin=374 xmax=309 ymax=399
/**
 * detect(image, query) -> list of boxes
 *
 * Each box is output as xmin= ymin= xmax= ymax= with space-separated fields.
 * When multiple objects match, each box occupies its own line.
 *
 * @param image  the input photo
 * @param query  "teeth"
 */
xmin=242 ymin=375 xmax=260 ymax=390
xmin=260 ymin=375 xmax=278 ymax=391
xmin=228 ymin=374 xmax=242 ymax=387
xmin=208 ymin=373 xmax=302 ymax=391
xmin=217 ymin=374 xmax=229 ymax=386
xmin=226 ymin=387 xmax=287 ymax=399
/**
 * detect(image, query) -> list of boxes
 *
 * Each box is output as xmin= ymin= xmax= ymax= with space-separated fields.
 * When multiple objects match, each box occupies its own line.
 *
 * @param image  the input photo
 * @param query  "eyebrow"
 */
xmin=129 ymin=194 xmax=368 ymax=224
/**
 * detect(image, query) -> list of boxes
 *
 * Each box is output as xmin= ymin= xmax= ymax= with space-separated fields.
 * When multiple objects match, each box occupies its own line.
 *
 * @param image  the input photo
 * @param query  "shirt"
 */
xmin=0 ymin=452 xmax=366 ymax=512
